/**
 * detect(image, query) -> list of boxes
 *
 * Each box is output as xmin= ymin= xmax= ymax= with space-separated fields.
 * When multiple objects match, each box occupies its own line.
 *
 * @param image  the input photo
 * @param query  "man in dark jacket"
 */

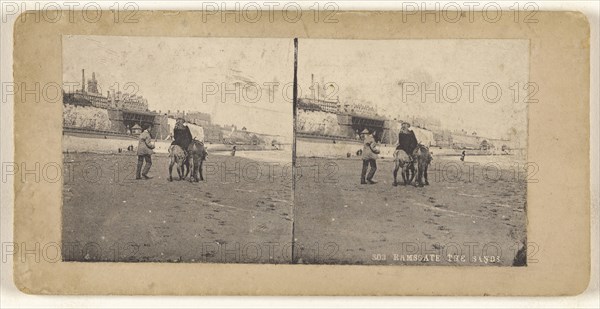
xmin=171 ymin=118 xmax=193 ymax=151
xmin=397 ymin=122 xmax=418 ymax=160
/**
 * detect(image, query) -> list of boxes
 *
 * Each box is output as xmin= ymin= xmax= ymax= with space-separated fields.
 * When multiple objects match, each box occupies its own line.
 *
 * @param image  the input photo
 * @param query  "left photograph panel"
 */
xmin=61 ymin=35 xmax=294 ymax=263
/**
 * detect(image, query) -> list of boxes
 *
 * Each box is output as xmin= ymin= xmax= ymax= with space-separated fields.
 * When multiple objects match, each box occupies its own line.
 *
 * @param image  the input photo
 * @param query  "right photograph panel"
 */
xmin=293 ymin=39 xmax=529 ymax=266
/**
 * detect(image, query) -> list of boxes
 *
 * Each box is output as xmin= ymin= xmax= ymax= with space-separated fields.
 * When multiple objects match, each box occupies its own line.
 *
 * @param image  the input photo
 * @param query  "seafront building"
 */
xmin=297 ymin=96 xmax=515 ymax=152
xmin=63 ymin=69 xmax=286 ymax=146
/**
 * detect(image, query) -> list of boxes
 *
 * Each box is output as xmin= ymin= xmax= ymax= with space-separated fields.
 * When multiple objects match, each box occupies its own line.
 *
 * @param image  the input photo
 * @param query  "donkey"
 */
xmin=188 ymin=139 xmax=208 ymax=182
xmin=168 ymin=145 xmax=187 ymax=181
xmin=412 ymin=144 xmax=432 ymax=187
xmin=392 ymin=149 xmax=415 ymax=186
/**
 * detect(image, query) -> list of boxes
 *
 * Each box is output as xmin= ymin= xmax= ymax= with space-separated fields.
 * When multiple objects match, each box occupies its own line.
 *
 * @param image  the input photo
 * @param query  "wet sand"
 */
xmin=293 ymin=156 xmax=527 ymax=266
xmin=62 ymin=153 xmax=526 ymax=266
xmin=62 ymin=152 xmax=293 ymax=263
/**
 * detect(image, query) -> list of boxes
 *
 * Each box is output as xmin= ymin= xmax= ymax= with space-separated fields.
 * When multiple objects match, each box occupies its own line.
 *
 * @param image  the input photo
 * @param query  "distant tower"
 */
xmin=87 ymin=72 xmax=99 ymax=94
xmin=115 ymin=91 xmax=122 ymax=108
xmin=311 ymin=73 xmax=315 ymax=100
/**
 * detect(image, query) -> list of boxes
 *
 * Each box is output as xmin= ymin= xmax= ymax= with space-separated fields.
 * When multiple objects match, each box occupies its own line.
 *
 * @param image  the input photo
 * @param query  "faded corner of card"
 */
xmin=13 ymin=263 xmax=43 ymax=295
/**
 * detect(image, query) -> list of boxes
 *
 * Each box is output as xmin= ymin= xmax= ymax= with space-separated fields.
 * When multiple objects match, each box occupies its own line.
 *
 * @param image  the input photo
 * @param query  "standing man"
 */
xmin=397 ymin=122 xmax=419 ymax=160
xmin=136 ymin=124 xmax=155 ymax=180
xmin=360 ymin=129 xmax=380 ymax=184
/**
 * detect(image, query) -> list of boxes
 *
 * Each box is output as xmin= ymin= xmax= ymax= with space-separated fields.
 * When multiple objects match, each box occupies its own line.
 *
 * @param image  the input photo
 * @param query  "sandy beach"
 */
xmin=62 ymin=151 xmax=293 ymax=263
xmin=293 ymin=156 xmax=527 ymax=266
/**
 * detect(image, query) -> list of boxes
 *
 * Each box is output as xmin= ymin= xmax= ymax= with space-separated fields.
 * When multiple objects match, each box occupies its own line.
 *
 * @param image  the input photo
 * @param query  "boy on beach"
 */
xmin=360 ymin=129 xmax=380 ymax=184
xmin=136 ymin=125 xmax=155 ymax=180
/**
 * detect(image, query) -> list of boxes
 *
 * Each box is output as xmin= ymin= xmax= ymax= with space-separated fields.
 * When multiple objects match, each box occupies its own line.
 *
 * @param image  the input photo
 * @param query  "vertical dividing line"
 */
xmin=292 ymin=38 xmax=298 ymax=187
xmin=291 ymin=37 xmax=298 ymax=263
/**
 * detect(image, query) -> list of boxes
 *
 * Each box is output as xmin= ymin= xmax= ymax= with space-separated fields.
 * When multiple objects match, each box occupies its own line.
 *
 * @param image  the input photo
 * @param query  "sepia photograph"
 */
xmin=293 ymin=39 xmax=529 ymax=266
xmin=61 ymin=35 xmax=294 ymax=263
xmin=7 ymin=4 xmax=594 ymax=299
xmin=61 ymin=36 xmax=530 ymax=266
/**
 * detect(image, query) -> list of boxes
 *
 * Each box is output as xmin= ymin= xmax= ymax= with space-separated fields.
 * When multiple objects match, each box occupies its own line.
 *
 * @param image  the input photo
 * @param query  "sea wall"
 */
xmin=297 ymin=110 xmax=345 ymax=137
xmin=63 ymin=104 xmax=111 ymax=131
xmin=63 ymin=135 xmax=281 ymax=154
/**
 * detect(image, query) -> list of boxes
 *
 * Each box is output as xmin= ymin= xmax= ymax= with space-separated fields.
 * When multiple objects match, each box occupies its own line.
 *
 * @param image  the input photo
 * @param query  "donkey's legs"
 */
xmin=193 ymin=157 xmax=200 ymax=182
xmin=415 ymin=163 xmax=424 ymax=187
xmin=177 ymin=160 xmax=184 ymax=180
xmin=408 ymin=164 xmax=417 ymax=186
xmin=183 ymin=157 xmax=190 ymax=179
xmin=188 ymin=156 xmax=195 ymax=182
xmin=168 ymin=159 xmax=174 ymax=182
xmin=199 ymin=160 xmax=204 ymax=181
xmin=392 ymin=161 xmax=400 ymax=186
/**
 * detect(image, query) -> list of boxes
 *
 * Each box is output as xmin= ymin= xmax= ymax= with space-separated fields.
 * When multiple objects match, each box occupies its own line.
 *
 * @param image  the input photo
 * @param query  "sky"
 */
xmin=63 ymin=36 xmax=528 ymax=141
xmin=297 ymin=39 xmax=529 ymax=140
xmin=63 ymin=35 xmax=294 ymax=138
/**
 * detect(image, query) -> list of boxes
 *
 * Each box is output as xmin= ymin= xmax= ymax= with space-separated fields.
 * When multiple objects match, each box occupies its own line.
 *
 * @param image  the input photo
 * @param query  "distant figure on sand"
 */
xmin=360 ymin=129 xmax=380 ymax=185
xmin=460 ymin=150 xmax=466 ymax=161
xmin=231 ymin=145 xmax=237 ymax=156
xmin=136 ymin=125 xmax=155 ymax=180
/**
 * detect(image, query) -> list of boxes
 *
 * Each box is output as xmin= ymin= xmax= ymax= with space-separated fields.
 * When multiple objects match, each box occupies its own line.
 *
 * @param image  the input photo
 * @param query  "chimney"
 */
xmin=311 ymin=73 xmax=315 ymax=100
xmin=81 ymin=69 xmax=85 ymax=92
